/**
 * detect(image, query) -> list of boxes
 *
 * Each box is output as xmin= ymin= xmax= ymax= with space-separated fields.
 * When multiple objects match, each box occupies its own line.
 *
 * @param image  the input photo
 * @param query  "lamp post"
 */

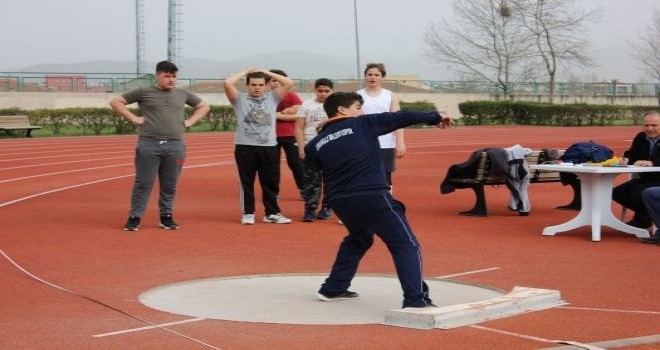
xmin=353 ymin=0 xmax=361 ymax=87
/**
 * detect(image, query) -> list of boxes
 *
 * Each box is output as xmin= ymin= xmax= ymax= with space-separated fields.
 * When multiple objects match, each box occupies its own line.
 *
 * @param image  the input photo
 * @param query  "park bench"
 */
xmin=440 ymin=149 xmax=579 ymax=217
xmin=0 ymin=115 xmax=42 ymax=137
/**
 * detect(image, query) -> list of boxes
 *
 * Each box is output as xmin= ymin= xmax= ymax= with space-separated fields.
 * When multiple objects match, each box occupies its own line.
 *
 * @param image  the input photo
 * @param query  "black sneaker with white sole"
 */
xmin=316 ymin=290 xmax=359 ymax=301
xmin=403 ymin=303 xmax=438 ymax=309
xmin=124 ymin=216 xmax=141 ymax=231
xmin=159 ymin=214 xmax=179 ymax=230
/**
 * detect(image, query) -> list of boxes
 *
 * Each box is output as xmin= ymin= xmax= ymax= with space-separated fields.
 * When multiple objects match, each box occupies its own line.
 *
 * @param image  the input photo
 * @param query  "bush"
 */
xmin=0 ymin=106 xmax=236 ymax=137
xmin=400 ymin=101 xmax=437 ymax=111
xmin=205 ymin=105 xmax=236 ymax=131
xmin=458 ymin=101 xmax=658 ymax=126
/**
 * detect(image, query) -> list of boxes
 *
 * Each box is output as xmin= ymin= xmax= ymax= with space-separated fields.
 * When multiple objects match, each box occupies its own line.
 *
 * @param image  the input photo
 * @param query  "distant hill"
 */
xmin=15 ymin=50 xmax=450 ymax=81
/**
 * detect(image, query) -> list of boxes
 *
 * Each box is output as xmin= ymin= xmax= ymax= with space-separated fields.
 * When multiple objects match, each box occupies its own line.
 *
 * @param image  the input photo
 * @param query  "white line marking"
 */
xmin=434 ymin=267 xmax=500 ymax=279
xmin=1 ymin=158 xmax=233 ymax=184
xmin=560 ymin=306 xmax=660 ymax=315
xmin=1 ymin=156 xmax=129 ymax=170
xmin=0 ymin=161 xmax=234 ymax=208
xmin=94 ymin=317 xmax=206 ymax=337
xmin=0 ymin=164 xmax=130 ymax=183
xmin=471 ymin=325 xmax=606 ymax=350
xmin=1 ymin=150 xmax=127 ymax=162
xmin=0 ymin=145 xmax=229 ymax=162
xmin=0 ymin=249 xmax=222 ymax=350
xmin=0 ymin=174 xmax=133 ymax=208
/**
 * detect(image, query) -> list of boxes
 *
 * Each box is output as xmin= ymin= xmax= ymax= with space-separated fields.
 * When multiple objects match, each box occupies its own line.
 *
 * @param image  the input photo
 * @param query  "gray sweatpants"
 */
xmin=129 ymin=138 xmax=186 ymax=218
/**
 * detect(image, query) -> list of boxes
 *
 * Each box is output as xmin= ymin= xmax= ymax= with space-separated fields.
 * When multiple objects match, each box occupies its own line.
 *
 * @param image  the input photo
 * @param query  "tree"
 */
xmin=511 ymin=0 xmax=598 ymax=103
xmin=423 ymin=0 xmax=536 ymax=96
xmin=628 ymin=11 xmax=660 ymax=105
xmin=425 ymin=0 xmax=598 ymax=103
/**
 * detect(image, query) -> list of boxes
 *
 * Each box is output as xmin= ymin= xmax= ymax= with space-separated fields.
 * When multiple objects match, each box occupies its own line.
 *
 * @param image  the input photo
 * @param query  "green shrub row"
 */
xmin=1 ymin=101 xmax=439 ymax=137
xmin=458 ymin=101 xmax=659 ymax=126
xmin=0 ymin=105 xmax=236 ymax=136
xmin=400 ymin=101 xmax=437 ymax=111
xmin=399 ymin=101 xmax=438 ymax=128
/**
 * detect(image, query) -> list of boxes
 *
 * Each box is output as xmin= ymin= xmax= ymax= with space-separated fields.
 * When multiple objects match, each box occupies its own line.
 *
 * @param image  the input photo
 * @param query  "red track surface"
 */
xmin=1 ymin=126 xmax=658 ymax=350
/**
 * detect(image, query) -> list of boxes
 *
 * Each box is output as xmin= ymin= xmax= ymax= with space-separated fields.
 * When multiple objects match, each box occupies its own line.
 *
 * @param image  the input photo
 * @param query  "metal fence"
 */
xmin=1 ymin=72 xmax=658 ymax=96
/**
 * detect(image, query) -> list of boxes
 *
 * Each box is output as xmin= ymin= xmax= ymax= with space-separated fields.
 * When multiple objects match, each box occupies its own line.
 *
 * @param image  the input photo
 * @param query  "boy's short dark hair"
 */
xmin=246 ymin=71 xmax=268 ymax=85
xmin=267 ymin=69 xmax=287 ymax=83
xmin=315 ymin=78 xmax=333 ymax=89
xmin=269 ymin=69 xmax=287 ymax=77
xmin=364 ymin=63 xmax=386 ymax=77
xmin=156 ymin=60 xmax=178 ymax=74
xmin=323 ymin=92 xmax=363 ymax=118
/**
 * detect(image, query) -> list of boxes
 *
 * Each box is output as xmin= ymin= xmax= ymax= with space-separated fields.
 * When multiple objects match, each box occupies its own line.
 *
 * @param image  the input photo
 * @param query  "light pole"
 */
xmin=353 ymin=0 xmax=361 ymax=86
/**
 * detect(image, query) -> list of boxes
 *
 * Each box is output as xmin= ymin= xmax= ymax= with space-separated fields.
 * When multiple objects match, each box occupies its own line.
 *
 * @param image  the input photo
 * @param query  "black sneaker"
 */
xmin=316 ymin=207 xmax=332 ymax=220
xmin=641 ymin=234 xmax=660 ymax=245
xmin=124 ymin=216 xmax=140 ymax=231
xmin=303 ymin=209 xmax=316 ymax=222
xmin=403 ymin=303 xmax=438 ymax=309
xmin=626 ymin=217 xmax=652 ymax=229
xmin=316 ymin=290 xmax=359 ymax=301
xmin=159 ymin=214 xmax=179 ymax=230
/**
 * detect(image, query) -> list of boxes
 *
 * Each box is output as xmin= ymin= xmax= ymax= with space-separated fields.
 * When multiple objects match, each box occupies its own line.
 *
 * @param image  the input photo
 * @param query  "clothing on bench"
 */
xmin=440 ymin=148 xmax=577 ymax=217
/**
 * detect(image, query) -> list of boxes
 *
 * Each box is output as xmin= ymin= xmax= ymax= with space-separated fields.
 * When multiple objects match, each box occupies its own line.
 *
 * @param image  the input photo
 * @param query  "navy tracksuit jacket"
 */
xmin=305 ymin=110 xmax=440 ymax=307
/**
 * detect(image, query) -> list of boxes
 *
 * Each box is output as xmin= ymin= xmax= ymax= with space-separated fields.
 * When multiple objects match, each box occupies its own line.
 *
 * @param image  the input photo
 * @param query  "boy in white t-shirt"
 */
xmin=295 ymin=78 xmax=334 ymax=222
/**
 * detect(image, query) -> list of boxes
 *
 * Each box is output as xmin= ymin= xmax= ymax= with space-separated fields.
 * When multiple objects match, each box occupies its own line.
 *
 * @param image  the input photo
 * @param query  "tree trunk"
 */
xmin=548 ymin=76 xmax=555 ymax=104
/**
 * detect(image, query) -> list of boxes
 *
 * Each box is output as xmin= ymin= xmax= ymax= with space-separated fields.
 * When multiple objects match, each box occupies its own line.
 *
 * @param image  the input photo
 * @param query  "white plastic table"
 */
xmin=529 ymin=164 xmax=660 ymax=241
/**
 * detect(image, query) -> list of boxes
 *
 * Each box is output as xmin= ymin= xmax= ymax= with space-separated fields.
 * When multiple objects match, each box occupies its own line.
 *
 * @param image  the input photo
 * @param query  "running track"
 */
xmin=1 ymin=126 xmax=659 ymax=349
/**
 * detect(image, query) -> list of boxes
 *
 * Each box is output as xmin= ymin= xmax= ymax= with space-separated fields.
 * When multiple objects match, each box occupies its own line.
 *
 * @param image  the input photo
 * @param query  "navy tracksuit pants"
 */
xmin=320 ymin=192 xmax=433 ymax=308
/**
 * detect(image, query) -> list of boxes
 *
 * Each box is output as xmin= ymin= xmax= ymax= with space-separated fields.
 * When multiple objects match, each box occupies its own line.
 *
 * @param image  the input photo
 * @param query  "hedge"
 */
xmin=1 ymin=101 xmax=443 ymax=137
xmin=0 ymin=105 xmax=236 ymax=136
xmin=458 ymin=101 xmax=658 ymax=126
xmin=5 ymin=100 xmax=653 ymax=137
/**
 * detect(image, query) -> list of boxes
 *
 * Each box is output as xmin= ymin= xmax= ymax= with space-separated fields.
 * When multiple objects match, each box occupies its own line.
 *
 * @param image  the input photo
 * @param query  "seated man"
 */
xmin=641 ymin=187 xmax=660 ymax=244
xmin=613 ymin=111 xmax=660 ymax=228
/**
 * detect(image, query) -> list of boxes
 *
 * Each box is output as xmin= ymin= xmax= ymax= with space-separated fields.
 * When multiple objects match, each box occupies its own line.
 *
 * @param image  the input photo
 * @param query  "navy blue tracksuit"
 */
xmin=305 ymin=110 xmax=440 ymax=308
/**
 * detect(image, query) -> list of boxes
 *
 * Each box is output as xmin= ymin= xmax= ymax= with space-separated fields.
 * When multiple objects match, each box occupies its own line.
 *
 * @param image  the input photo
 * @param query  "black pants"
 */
xmin=613 ymin=178 xmax=660 ymax=222
xmin=234 ymin=145 xmax=280 ymax=216
xmin=277 ymin=136 xmax=304 ymax=191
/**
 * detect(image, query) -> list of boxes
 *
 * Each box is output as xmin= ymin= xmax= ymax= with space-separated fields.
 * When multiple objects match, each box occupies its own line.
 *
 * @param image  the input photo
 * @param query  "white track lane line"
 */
xmin=434 ymin=267 xmax=500 ymax=279
xmin=0 ymin=150 xmax=127 ymax=162
xmin=0 ymin=158 xmax=233 ymax=184
xmin=0 ymin=164 xmax=131 ymax=184
xmin=93 ymin=318 xmax=207 ymax=338
xmin=1 ymin=156 xmax=130 ymax=171
xmin=470 ymin=325 xmax=606 ymax=350
xmin=559 ymin=306 xmax=660 ymax=315
xmin=0 ymin=161 xmax=233 ymax=208
xmin=0 ymin=145 xmax=231 ymax=162
xmin=1 ymin=249 xmax=222 ymax=350
xmin=0 ymin=175 xmax=133 ymax=208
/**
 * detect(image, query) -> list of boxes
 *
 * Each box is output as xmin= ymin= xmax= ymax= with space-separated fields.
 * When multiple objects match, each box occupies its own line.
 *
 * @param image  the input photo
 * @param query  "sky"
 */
xmin=0 ymin=0 xmax=658 ymax=82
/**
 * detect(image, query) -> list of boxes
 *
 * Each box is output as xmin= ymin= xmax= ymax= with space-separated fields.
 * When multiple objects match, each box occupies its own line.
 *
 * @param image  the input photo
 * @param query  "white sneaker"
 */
xmin=241 ymin=214 xmax=255 ymax=225
xmin=263 ymin=213 xmax=292 ymax=224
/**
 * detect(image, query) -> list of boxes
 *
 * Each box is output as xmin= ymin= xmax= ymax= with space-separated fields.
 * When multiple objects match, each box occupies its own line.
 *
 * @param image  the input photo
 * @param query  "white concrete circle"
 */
xmin=139 ymin=273 xmax=504 ymax=325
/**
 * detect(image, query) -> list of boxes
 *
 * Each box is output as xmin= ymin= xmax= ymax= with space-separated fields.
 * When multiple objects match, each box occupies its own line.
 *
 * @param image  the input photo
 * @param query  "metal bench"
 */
xmin=441 ymin=149 xmax=579 ymax=216
xmin=0 ymin=115 xmax=42 ymax=137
